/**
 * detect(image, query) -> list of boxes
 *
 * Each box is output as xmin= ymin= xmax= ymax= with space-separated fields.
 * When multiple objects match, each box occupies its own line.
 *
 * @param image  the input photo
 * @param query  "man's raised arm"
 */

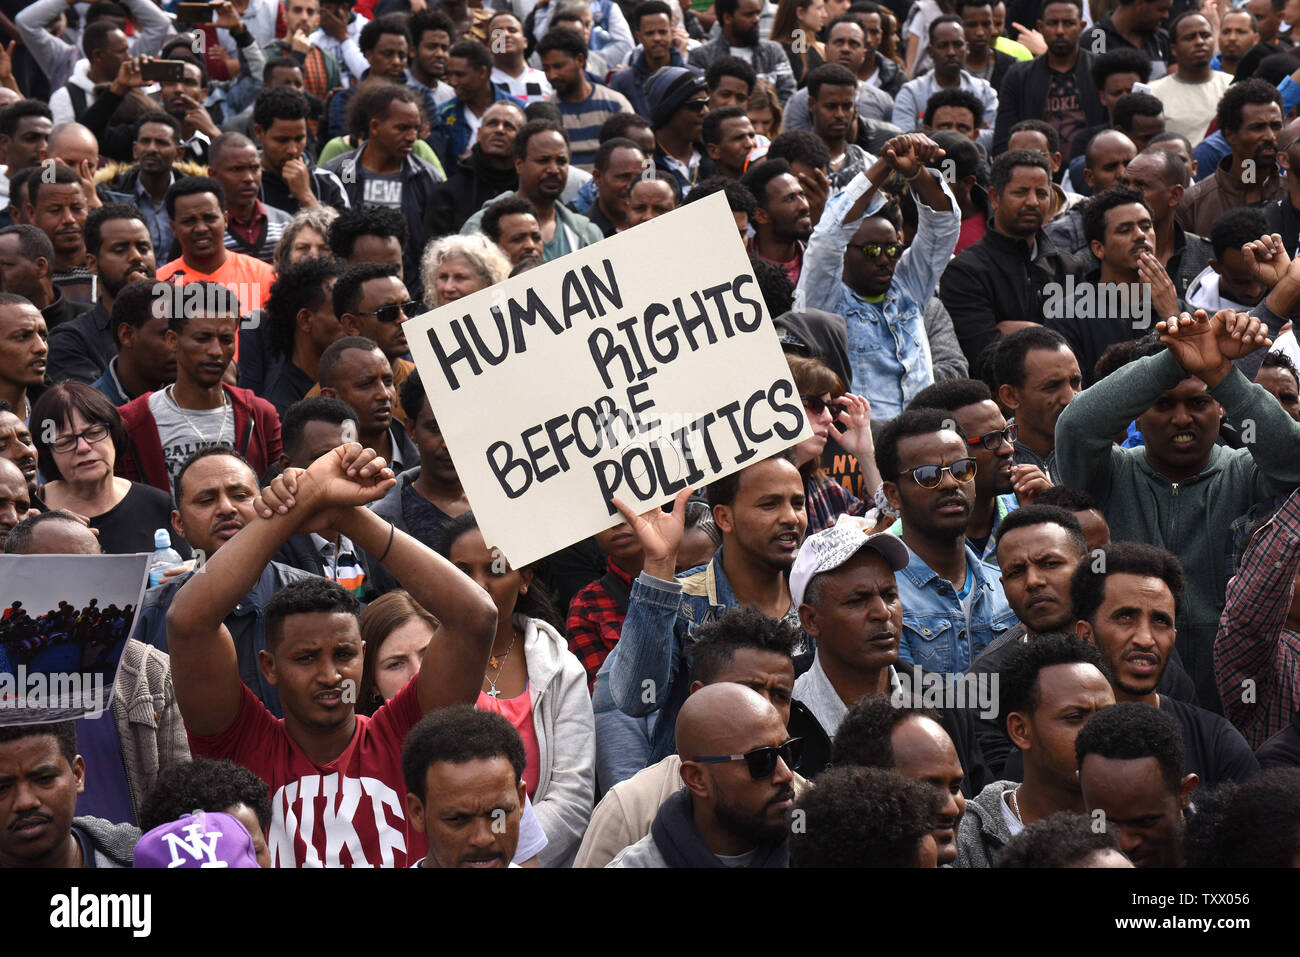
xmin=166 ymin=444 xmax=395 ymax=736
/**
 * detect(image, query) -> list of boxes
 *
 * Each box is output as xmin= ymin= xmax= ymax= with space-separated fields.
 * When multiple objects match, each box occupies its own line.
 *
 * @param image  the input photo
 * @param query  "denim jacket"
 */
xmin=610 ymin=547 xmax=802 ymax=763
xmin=895 ymin=544 xmax=1016 ymax=675
xmin=795 ymin=168 xmax=961 ymax=420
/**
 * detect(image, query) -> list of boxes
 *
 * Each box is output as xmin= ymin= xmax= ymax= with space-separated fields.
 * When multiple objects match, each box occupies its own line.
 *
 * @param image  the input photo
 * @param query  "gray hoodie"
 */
xmin=955 ymin=780 xmax=1019 ymax=868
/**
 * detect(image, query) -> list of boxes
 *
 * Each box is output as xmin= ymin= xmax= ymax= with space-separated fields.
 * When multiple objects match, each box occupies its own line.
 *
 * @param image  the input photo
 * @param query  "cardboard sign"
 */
xmin=0 ymin=554 xmax=149 ymax=724
xmin=405 ymin=193 xmax=811 ymax=567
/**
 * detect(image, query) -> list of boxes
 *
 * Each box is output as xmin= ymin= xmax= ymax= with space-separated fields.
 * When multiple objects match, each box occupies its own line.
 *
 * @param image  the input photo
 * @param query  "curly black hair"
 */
xmin=140 ymin=758 xmax=272 ymax=832
xmin=402 ymin=705 xmax=526 ymax=801
xmin=686 ymin=605 xmax=799 ymax=684
xmin=1000 ymin=632 xmax=1107 ymax=720
xmin=996 ymin=810 xmax=1126 ymax=868
xmin=791 ymin=766 xmax=944 ymax=867
xmin=1183 ymin=769 xmax=1300 ymax=868
xmin=1074 ymin=700 xmax=1185 ymax=793
xmin=830 ymin=694 xmax=940 ymax=768
xmin=264 ymin=255 xmax=347 ymax=360
xmin=1069 ymin=541 xmax=1184 ymax=627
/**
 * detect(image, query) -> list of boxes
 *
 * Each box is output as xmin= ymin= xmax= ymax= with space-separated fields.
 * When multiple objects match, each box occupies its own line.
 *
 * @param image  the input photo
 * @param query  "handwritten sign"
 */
xmin=405 ymin=193 xmax=811 ymax=567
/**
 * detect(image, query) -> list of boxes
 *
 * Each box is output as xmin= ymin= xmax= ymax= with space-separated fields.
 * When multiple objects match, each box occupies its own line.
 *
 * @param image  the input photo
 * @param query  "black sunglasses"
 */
xmin=901 ymin=457 xmax=977 ymax=488
xmin=802 ymin=394 xmax=843 ymax=416
xmin=356 ymin=300 xmax=421 ymax=323
xmin=689 ymin=738 xmax=804 ymax=780
xmin=967 ymin=422 xmax=1017 ymax=451
xmin=682 ymin=99 xmax=708 ymax=113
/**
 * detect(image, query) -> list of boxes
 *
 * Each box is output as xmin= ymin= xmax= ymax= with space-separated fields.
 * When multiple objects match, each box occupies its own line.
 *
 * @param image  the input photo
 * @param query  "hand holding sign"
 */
xmin=611 ymin=487 xmax=694 ymax=580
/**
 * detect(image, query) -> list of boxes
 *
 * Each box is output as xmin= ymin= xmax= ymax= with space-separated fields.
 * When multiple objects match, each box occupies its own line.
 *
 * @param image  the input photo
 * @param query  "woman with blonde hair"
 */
xmin=420 ymin=233 xmax=512 ymax=309
xmin=273 ymin=206 xmax=338 ymax=273
xmin=747 ymin=78 xmax=784 ymax=138
xmin=357 ymin=590 xmax=438 ymax=717
xmin=771 ymin=0 xmax=829 ymax=85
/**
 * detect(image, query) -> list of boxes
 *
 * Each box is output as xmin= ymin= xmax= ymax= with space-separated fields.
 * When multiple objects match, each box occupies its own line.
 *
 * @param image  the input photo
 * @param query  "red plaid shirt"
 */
xmin=1216 ymin=489 xmax=1300 ymax=748
xmin=566 ymin=558 xmax=634 ymax=693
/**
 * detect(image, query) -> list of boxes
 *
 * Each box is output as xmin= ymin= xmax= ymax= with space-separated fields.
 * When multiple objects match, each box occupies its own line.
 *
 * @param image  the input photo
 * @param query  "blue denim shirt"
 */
xmin=609 ymin=547 xmax=803 ymax=763
xmin=895 ymin=543 xmax=1017 ymax=675
xmin=795 ymin=168 xmax=961 ymax=421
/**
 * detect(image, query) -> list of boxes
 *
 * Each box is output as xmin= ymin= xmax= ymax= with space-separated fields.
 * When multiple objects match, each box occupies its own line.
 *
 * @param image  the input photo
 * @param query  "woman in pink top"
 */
xmin=441 ymin=512 xmax=596 ymax=868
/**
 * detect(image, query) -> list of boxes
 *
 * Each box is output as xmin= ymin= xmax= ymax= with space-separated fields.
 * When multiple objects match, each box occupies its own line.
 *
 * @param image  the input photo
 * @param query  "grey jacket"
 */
xmin=687 ymin=35 xmax=797 ymax=104
xmin=925 ymin=296 xmax=969 ymax=382
xmin=73 ymin=815 xmax=142 ymax=868
xmin=113 ymin=638 xmax=191 ymax=824
xmin=782 ymin=81 xmax=897 ymax=129
xmin=954 ymin=779 xmax=1018 ymax=868
xmin=518 ymin=615 xmax=597 ymax=868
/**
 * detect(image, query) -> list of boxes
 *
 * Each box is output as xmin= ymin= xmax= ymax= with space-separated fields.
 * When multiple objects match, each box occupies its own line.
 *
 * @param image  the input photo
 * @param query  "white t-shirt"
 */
xmin=1148 ymin=71 xmax=1232 ymax=147
xmin=491 ymin=65 xmax=553 ymax=104
xmin=148 ymin=387 xmax=236 ymax=494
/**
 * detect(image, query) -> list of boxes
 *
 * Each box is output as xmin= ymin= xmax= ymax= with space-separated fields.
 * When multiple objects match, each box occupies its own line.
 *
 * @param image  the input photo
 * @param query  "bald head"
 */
xmin=1086 ymin=130 xmax=1136 ymax=192
xmin=3 ymin=510 xmax=100 ymax=555
xmin=677 ymin=682 xmax=786 ymax=759
xmin=48 ymin=123 xmax=99 ymax=169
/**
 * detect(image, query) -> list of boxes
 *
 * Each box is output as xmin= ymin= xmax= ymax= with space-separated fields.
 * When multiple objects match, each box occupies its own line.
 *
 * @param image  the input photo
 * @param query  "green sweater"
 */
xmin=1055 ymin=349 xmax=1300 ymax=709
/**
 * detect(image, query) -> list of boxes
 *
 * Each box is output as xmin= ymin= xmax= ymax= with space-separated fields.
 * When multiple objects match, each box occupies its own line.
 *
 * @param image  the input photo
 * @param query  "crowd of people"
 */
xmin=0 ymin=0 xmax=1298 ymax=873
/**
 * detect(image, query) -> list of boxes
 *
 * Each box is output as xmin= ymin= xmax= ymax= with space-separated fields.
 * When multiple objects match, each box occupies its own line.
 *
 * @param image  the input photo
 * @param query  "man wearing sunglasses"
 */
xmin=875 ymin=408 xmax=1016 ymax=675
xmin=794 ymin=132 xmax=961 ymax=421
xmin=577 ymin=606 xmax=816 ymax=868
xmin=909 ymin=378 xmax=1053 ymax=567
xmin=607 ymin=682 xmax=796 ymax=868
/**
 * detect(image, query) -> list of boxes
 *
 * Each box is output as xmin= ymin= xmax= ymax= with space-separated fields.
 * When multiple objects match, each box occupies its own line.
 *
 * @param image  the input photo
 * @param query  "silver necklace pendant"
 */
xmin=486 ymin=686 xmax=501 ymax=697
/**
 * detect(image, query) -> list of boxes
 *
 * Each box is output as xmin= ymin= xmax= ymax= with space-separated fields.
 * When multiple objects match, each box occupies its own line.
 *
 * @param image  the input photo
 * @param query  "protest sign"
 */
xmin=0 ymin=554 xmax=149 ymax=724
xmin=405 ymin=192 xmax=811 ymax=567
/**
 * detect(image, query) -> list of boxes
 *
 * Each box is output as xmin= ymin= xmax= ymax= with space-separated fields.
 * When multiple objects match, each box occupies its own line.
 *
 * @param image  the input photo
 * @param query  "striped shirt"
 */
xmin=225 ymin=202 xmax=292 ymax=265
xmin=553 ymin=83 xmax=633 ymax=171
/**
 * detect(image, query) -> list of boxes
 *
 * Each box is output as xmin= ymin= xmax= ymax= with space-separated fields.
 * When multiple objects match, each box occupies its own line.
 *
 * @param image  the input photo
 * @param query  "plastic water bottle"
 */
xmin=148 ymin=529 xmax=184 ymax=587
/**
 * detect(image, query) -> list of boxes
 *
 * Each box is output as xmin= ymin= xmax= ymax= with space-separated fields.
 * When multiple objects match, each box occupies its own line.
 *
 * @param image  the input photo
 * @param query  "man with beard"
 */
xmin=1118 ymin=147 xmax=1211 ymax=301
xmin=1045 ymin=187 xmax=1173 ymax=386
xmin=876 ymin=410 xmax=1016 ymax=673
xmin=0 ymin=401 xmax=39 ymax=503
xmin=1056 ymin=307 xmax=1300 ymax=711
xmin=24 ymin=165 xmax=94 ymax=304
xmin=941 ymin=150 xmax=1081 ymax=375
xmin=893 ymin=18 xmax=997 ymax=152
xmin=537 ymin=28 xmax=633 ymax=173
xmin=323 ymin=86 xmax=444 ymax=304
xmin=584 ymin=139 xmax=646 ymax=236
xmin=907 ymin=378 xmax=1043 ymax=566
xmin=1079 ymin=0 xmax=1173 ymax=81
xmin=426 ymin=101 xmax=525 ymax=237
xmin=1073 ymin=542 xmax=1259 ymax=787
xmin=796 ymin=134 xmax=960 ymax=420
xmin=99 ymin=114 xmax=186 ymax=262
xmin=46 ymin=205 xmax=157 ymax=386
xmin=607 ymin=683 xmax=795 ymax=868
xmin=133 ymin=446 xmax=313 ymax=718
xmin=1076 ymin=702 xmax=1197 ymax=868
xmin=609 ymin=456 xmax=808 ymax=765
xmin=956 ymin=634 xmax=1115 ymax=867
xmin=1177 ymin=80 xmax=1285 ymax=238
xmin=208 ymin=133 xmax=290 ymax=266
xmin=742 ymin=160 xmax=812 ymax=287
xmin=993 ymin=0 xmax=1104 ymax=160
xmin=460 ymin=120 xmax=602 ymax=262
xmin=90 ymin=279 xmax=177 ymax=407
xmin=989 ymin=327 xmax=1081 ymax=480
xmin=806 ymin=64 xmax=875 ymax=189
xmin=687 ymin=0 xmax=796 ymax=105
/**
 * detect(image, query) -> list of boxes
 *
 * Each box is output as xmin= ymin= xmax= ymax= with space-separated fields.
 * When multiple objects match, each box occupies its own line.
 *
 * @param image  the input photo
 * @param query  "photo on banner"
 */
xmin=0 ymin=554 xmax=150 ymax=725
xmin=405 ymin=193 xmax=812 ymax=567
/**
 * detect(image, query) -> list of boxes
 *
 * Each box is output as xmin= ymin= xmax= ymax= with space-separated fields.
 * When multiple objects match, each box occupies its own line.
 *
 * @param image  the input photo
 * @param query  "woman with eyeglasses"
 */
xmin=786 ymin=354 xmax=889 ymax=533
xmin=438 ymin=511 xmax=595 ymax=868
xmin=31 ymin=383 xmax=191 ymax=558
xmin=420 ymin=233 xmax=512 ymax=310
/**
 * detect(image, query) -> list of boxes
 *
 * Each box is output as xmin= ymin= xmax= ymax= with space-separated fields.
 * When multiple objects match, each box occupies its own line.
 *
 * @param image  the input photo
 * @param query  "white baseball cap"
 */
xmin=789 ymin=514 xmax=911 ymax=607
